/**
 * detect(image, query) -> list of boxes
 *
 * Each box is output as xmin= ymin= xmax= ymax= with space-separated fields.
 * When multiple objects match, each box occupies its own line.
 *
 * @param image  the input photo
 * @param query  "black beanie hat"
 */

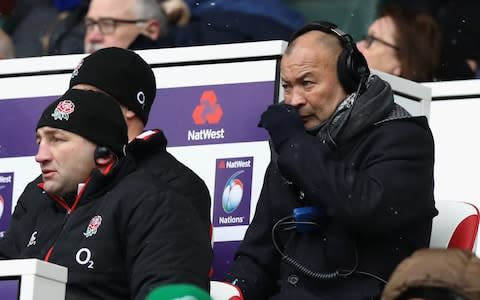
xmin=69 ymin=47 xmax=156 ymax=125
xmin=36 ymin=89 xmax=128 ymax=158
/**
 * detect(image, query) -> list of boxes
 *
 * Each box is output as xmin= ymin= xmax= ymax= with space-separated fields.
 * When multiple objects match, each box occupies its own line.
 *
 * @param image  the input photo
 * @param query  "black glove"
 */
xmin=258 ymin=103 xmax=304 ymax=150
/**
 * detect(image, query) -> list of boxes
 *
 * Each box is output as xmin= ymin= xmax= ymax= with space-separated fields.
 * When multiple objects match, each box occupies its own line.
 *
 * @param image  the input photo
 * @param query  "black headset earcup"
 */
xmin=337 ymin=49 xmax=356 ymax=94
xmin=337 ymin=47 xmax=370 ymax=94
xmin=94 ymin=146 xmax=112 ymax=161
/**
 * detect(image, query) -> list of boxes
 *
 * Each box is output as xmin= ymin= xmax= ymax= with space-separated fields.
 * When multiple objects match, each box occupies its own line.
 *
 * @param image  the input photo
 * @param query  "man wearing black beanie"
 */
xmin=35 ymin=89 xmax=128 ymax=196
xmin=0 ymin=89 xmax=213 ymax=299
xmin=70 ymin=47 xmax=212 ymax=231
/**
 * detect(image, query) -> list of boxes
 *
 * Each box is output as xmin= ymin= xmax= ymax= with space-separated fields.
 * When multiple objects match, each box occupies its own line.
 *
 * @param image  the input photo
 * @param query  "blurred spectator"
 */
xmin=357 ymin=5 xmax=441 ymax=82
xmin=378 ymin=0 xmax=480 ymax=80
xmin=184 ymin=0 xmax=304 ymax=31
xmin=84 ymin=0 xmax=300 ymax=52
xmin=0 ymin=28 xmax=15 ymax=58
xmin=11 ymin=0 xmax=303 ymax=56
xmin=12 ymin=0 xmax=87 ymax=57
xmin=154 ymin=0 xmax=299 ymax=49
xmin=84 ymin=0 xmax=166 ymax=53
xmin=381 ymin=248 xmax=480 ymax=300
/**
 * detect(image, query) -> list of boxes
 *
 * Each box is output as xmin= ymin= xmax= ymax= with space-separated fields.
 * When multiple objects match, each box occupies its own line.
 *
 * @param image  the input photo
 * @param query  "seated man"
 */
xmin=227 ymin=21 xmax=437 ymax=299
xmin=69 ymin=47 xmax=211 ymax=229
xmin=0 ymin=89 xmax=212 ymax=299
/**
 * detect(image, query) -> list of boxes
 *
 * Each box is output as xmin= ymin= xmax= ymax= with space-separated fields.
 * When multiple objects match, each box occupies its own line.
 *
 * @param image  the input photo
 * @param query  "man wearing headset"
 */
xmin=0 ymin=89 xmax=212 ymax=299
xmin=227 ymin=21 xmax=437 ymax=299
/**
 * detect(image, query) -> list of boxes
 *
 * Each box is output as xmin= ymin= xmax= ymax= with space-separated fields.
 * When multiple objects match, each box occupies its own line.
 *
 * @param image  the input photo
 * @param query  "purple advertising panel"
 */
xmin=0 ymin=172 xmax=14 ymax=237
xmin=148 ymin=82 xmax=272 ymax=147
xmin=0 ymin=81 xmax=272 ymax=158
xmin=0 ymin=96 xmax=56 ymax=158
xmin=0 ymin=278 xmax=20 ymax=300
xmin=213 ymin=157 xmax=253 ymax=227
xmin=211 ymin=241 xmax=241 ymax=281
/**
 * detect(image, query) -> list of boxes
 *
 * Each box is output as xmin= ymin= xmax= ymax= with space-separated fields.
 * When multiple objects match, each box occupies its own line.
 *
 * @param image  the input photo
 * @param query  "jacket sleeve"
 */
xmin=276 ymin=118 xmax=436 ymax=235
xmin=0 ymin=180 xmax=40 ymax=259
xmin=120 ymin=184 xmax=213 ymax=300
xmin=226 ymin=163 xmax=283 ymax=300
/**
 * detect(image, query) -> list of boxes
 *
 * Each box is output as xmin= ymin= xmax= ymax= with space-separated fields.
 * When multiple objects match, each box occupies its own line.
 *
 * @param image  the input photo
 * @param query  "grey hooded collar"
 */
xmin=316 ymin=75 xmax=409 ymax=148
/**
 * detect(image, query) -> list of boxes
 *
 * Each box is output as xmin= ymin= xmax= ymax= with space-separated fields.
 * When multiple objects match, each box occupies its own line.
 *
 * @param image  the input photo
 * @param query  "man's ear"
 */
xmin=124 ymin=109 xmax=136 ymax=121
xmin=142 ymin=19 xmax=161 ymax=40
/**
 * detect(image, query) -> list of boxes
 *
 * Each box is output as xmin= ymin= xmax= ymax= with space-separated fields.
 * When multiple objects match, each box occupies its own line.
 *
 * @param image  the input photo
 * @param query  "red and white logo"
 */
xmin=83 ymin=215 xmax=102 ymax=238
xmin=51 ymin=100 xmax=75 ymax=121
xmin=192 ymin=90 xmax=223 ymax=125
xmin=218 ymin=160 xmax=226 ymax=169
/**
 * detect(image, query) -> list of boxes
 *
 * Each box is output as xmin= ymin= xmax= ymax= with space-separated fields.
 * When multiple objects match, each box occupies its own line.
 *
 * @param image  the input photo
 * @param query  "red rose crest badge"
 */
xmin=51 ymin=100 xmax=75 ymax=121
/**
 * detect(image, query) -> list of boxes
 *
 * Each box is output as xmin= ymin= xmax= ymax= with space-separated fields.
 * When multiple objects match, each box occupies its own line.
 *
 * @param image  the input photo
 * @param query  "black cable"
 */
xmin=271 ymin=214 xmax=387 ymax=284
xmin=272 ymin=217 xmax=352 ymax=280
xmin=354 ymin=271 xmax=387 ymax=284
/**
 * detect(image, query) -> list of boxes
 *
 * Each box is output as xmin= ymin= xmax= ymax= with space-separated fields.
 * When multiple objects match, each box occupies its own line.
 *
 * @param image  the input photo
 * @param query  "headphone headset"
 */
xmin=289 ymin=20 xmax=370 ymax=94
xmin=94 ymin=146 xmax=112 ymax=162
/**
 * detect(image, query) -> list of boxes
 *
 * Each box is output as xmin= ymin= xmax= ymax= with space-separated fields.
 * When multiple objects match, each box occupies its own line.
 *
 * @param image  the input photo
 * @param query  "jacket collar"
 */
xmin=126 ymin=129 xmax=168 ymax=161
xmin=317 ymin=75 xmax=395 ymax=148
xmin=37 ymin=155 xmax=136 ymax=212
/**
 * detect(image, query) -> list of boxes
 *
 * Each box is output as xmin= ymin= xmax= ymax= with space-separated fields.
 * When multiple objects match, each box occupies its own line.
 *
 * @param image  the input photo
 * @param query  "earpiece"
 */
xmin=94 ymin=146 xmax=112 ymax=165
xmin=289 ymin=20 xmax=370 ymax=94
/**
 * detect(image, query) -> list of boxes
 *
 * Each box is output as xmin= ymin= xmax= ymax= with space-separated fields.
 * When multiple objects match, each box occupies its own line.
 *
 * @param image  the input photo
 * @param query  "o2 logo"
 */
xmin=76 ymin=248 xmax=94 ymax=269
xmin=222 ymin=170 xmax=244 ymax=213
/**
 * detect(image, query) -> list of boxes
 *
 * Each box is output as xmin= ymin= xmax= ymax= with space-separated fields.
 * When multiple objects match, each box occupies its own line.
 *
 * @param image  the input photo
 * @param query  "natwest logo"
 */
xmin=192 ymin=90 xmax=223 ymax=125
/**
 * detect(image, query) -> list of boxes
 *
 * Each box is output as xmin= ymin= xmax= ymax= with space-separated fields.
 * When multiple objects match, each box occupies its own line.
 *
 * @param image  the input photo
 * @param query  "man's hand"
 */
xmin=258 ymin=103 xmax=304 ymax=150
xmin=161 ymin=0 xmax=191 ymax=26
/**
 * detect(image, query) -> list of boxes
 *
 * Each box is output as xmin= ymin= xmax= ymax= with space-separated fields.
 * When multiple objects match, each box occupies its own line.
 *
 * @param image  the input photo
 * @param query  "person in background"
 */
xmin=84 ymin=0 xmax=167 ymax=53
xmin=227 ymin=20 xmax=436 ymax=299
xmin=11 ymin=0 xmax=88 ymax=57
xmin=154 ymin=0 xmax=299 ymax=49
xmin=376 ymin=0 xmax=480 ymax=80
xmin=356 ymin=5 xmax=442 ymax=82
xmin=183 ymin=0 xmax=304 ymax=33
xmin=381 ymin=248 xmax=480 ymax=300
xmin=0 ymin=89 xmax=212 ymax=299
xmin=0 ymin=28 xmax=15 ymax=58
xmin=69 ymin=47 xmax=211 ymax=230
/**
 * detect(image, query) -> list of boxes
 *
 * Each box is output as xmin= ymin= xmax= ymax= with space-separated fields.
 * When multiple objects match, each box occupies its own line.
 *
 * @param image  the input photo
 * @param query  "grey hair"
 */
xmin=134 ymin=0 xmax=169 ymax=35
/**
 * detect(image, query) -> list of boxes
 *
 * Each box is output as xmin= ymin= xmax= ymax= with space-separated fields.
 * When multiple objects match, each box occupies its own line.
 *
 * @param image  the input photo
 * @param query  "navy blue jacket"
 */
xmin=228 ymin=78 xmax=437 ymax=299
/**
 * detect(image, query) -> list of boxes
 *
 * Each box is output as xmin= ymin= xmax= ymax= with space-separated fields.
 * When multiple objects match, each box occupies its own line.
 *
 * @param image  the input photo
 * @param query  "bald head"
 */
xmin=280 ymin=30 xmax=349 ymax=129
xmin=285 ymin=30 xmax=343 ymax=59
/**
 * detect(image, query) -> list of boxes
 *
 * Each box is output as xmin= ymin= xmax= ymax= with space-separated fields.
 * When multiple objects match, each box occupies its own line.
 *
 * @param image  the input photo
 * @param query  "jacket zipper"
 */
xmin=39 ymin=179 xmax=89 ymax=262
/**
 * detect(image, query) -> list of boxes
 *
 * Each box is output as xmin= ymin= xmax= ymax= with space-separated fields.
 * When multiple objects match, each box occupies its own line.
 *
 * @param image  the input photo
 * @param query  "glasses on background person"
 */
xmin=85 ymin=17 xmax=148 ymax=35
xmin=361 ymin=35 xmax=399 ymax=51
